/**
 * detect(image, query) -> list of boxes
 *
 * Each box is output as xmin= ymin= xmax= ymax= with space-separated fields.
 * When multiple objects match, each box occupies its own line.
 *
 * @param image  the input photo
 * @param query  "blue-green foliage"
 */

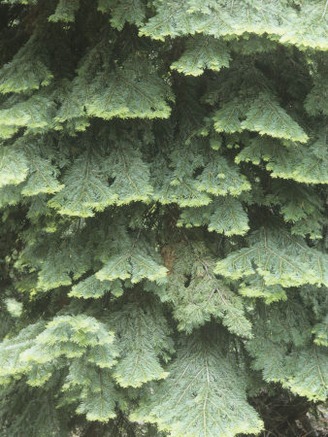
xmin=0 ymin=0 xmax=328 ymax=436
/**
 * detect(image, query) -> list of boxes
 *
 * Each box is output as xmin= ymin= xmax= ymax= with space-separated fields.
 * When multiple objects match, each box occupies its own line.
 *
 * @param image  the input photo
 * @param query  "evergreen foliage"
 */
xmin=0 ymin=1 xmax=328 ymax=436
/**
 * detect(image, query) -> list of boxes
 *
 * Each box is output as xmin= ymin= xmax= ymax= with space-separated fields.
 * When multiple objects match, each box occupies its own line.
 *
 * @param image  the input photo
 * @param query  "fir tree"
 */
xmin=0 ymin=1 xmax=328 ymax=436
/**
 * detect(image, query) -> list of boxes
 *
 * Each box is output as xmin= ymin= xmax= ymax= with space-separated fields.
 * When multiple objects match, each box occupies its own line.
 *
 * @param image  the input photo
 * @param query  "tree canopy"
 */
xmin=0 ymin=1 xmax=328 ymax=436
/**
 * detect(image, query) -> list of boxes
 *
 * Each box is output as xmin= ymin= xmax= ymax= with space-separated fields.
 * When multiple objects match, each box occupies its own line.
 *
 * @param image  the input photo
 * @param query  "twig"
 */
xmin=322 ymin=0 xmax=328 ymax=18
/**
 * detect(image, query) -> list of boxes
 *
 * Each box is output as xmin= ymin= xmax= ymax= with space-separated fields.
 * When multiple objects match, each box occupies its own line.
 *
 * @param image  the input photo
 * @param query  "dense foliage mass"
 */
xmin=1 ymin=1 xmax=328 ymax=436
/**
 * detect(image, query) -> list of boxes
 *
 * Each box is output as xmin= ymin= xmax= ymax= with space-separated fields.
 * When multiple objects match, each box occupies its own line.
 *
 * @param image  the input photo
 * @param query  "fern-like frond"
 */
xmin=171 ymin=36 xmax=230 ymax=76
xmin=132 ymin=328 xmax=263 ymax=437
